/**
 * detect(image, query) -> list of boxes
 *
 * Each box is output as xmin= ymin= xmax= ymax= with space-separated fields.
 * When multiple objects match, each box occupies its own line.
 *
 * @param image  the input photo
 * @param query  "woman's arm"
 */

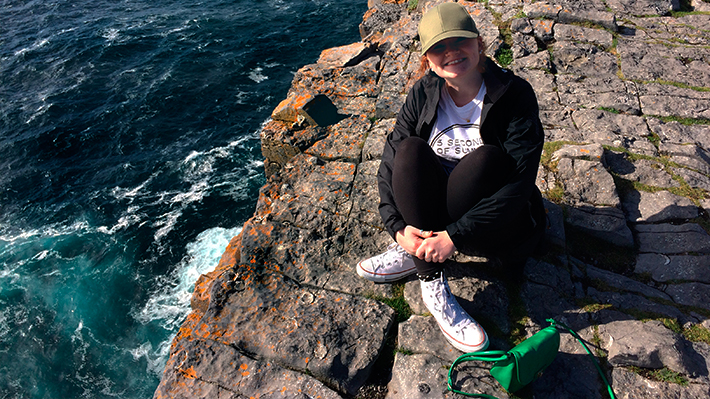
xmin=377 ymin=80 xmax=428 ymax=240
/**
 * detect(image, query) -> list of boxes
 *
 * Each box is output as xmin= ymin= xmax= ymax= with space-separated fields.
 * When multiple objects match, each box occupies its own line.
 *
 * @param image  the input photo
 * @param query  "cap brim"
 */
xmin=421 ymin=30 xmax=479 ymax=54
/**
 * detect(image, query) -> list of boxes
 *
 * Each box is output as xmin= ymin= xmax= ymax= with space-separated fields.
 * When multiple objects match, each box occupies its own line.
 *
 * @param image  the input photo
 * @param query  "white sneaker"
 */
xmin=421 ymin=273 xmax=489 ymax=352
xmin=356 ymin=242 xmax=417 ymax=283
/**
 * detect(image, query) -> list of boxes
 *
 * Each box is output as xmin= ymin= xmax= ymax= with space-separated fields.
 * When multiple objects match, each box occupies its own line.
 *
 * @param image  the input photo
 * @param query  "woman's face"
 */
xmin=425 ymin=37 xmax=480 ymax=80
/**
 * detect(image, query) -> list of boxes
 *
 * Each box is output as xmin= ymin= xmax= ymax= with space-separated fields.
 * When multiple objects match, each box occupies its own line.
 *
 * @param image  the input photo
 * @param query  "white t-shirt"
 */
xmin=428 ymin=82 xmax=487 ymax=173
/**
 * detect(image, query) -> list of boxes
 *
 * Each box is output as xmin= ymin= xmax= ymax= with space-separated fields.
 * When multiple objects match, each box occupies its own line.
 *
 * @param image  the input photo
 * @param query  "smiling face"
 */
xmin=425 ymin=36 xmax=481 ymax=81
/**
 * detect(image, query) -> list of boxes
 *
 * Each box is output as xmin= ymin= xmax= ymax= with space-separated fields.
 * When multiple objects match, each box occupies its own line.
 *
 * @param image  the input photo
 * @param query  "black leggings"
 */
xmin=392 ymin=137 xmax=513 ymax=275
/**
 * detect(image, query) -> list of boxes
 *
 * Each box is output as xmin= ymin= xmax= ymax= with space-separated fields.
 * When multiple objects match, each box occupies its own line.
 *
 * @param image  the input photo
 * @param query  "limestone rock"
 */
xmin=156 ymin=3 xmax=710 ymax=398
xmin=621 ymin=190 xmax=698 ymax=223
xmin=635 ymin=223 xmax=710 ymax=254
xmin=554 ymin=23 xmax=614 ymax=49
xmin=387 ymin=353 xmax=508 ymax=399
xmin=636 ymin=253 xmax=710 ymax=284
xmin=599 ymin=319 xmax=705 ymax=376
xmin=555 ymin=147 xmax=619 ymax=206
xmin=612 ymin=368 xmax=710 ymax=399
xmin=551 ymin=40 xmax=619 ymax=76
xmin=605 ymin=152 xmax=678 ymax=188
xmin=557 ymin=75 xmax=641 ymax=115
xmin=565 ymin=204 xmax=635 ymax=247
xmin=153 ymin=336 xmax=344 ymax=399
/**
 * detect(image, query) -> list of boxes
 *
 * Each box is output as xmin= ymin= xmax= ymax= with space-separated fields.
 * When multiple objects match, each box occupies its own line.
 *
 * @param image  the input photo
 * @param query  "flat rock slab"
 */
xmin=606 ymin=0 xmax=681 ymax=17
xmin=638 ymin=83 xmax=710 ymax=120
xmin=557 ymin=75 xmax=640 ymax=115
xmin=636 ymin=253 xmax=710 ymax=284
xmin=556 ymin=157 xmax=620 ymax=206
xmin=154 ymin=335 xmax=344 ymax=399
xmin=397 ymin=315 xmax=465 ymax=364
xmin=666 ymin=282 xmax=710 ymax=312
xmin=647 ymin=118 xmax=710 ymax=148
xmin=622 ymin=190 xmax=698 ymax=223
xmin=188 ymin=264 xmax=395 ymax=395
xmin=599 ymin=319 xmax=705 ymax=376
xmin=604 ymin=153 xmax=677 ymax=188
xmin=636 ymin=223 xmax=710 ymax=254
xmin=552 ymin=40 xmax=619 ymax=77
xmin=586 ymin=264 xmax=671 ymax=301
xmin=573 ymin=109 xmax=656 ymax=154
xmin=387 ymin=352 xmax=507 ymax=399
xmin=673 ymin=167 xmax=710 ymax=192
xmin=618 ymin=37 xmax=710 ymax=88
xmin=612 ymin=368 xmax=710 ymax=399
xmin=565 ymin=205 xmax=635 ymax=247
xmin=588 ymin=288 xmax=696 ymax=325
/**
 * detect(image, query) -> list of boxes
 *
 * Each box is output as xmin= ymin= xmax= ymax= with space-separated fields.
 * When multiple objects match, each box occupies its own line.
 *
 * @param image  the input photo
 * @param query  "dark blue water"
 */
xmin=0 ymin=1 xmax=368 ymax=397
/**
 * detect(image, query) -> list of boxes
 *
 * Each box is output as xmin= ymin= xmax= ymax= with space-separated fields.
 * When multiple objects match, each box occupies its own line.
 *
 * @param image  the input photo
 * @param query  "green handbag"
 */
xmin=447 ymin=322 xmax=560 ymax=397
xmin=447 ymin=319 xmax=617 ymax=399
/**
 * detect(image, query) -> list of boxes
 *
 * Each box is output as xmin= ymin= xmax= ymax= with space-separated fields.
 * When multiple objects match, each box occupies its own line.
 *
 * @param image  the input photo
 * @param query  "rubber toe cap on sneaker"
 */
xmin=441 ymin=325 xmax=489 ymax=353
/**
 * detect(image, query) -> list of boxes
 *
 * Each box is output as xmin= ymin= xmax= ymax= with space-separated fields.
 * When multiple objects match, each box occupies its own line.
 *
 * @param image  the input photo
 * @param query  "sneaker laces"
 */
xmin=371 ymin=243 xmax=407 ymax=271
xmin=428 ymin=278 xmax=473 ymax=334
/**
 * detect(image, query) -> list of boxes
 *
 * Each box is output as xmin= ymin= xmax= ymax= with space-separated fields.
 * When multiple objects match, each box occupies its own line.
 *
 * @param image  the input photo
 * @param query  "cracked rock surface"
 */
xmin=154 ymin=1 xmax=710 ymax=398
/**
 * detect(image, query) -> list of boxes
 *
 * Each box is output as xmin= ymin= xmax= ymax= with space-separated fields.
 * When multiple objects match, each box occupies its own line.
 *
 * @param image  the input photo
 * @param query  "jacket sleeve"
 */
xmin=445 ymin=77 xmax=544 ymax=248
xmin=377 ymin=81 xmax=426 ymax=239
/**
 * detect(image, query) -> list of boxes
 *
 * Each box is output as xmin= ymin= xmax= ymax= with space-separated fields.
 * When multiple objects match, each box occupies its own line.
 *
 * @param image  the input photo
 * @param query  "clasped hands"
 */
xmin=395 ymin=225 xmax=456 ymax=263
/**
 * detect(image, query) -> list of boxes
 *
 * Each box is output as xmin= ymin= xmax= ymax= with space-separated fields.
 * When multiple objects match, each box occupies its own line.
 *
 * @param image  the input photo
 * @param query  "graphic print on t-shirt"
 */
xmin=428 ymin=82 xmax=487 ymax=172
xmin=429 ymin=124 xmax=484 ymax=159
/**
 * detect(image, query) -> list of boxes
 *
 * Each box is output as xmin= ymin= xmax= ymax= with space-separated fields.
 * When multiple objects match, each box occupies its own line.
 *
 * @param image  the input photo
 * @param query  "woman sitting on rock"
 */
xmin=356 ymin=2 xmax=545 ymax=353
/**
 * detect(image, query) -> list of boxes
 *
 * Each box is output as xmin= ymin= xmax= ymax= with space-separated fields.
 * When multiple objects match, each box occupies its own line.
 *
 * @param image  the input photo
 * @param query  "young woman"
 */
xmin=357 ymin=2 xmax=545 ymax=353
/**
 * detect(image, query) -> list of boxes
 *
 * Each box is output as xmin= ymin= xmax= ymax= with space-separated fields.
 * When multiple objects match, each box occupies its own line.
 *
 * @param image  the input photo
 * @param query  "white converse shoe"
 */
xmin=356 ymin=242 xmax=417 ymax=283
xmin=421 ymin=272 xmax=489 ymax=352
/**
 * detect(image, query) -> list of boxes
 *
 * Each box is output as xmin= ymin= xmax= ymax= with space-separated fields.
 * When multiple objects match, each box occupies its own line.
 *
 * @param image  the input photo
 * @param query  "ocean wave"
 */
xmin=0 ymin=221 xmax=92 ymax=244
xmin=131 ymin=226 xmax=241 ymax=375
xmin=248 ymin=66 xmax=268 ymax=83
xmin=135 ymin=226 xmax=242 ymax=328
xmin=13 ymin=38 xmax=50 ymax=57
xmin=101 ymin=27 xmax=121 ymax=42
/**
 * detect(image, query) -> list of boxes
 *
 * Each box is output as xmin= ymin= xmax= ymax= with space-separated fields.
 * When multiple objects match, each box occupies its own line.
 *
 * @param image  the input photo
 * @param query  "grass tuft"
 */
xmin=369 ymin=283 xmax=412 ymax=324
xmin=407 ymin=0 xmax=418 ymax=12
xmin=629 ymin=366 xmax=689 ymax=386
xmin=495 ymin=45 xmax=514 ymax=68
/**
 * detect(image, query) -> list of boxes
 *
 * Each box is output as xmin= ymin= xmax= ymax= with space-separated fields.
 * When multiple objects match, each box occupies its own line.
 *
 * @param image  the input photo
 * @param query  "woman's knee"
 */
xmin=396 ymin=137 xmax=430 ymax=157
xmin=394 ymin=137 xmax=438 ymax=170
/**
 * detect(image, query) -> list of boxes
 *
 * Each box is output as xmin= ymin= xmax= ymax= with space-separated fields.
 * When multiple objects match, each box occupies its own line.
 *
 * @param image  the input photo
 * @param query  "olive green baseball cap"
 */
xmin=419 ymin=2 xmax=479 ymax=54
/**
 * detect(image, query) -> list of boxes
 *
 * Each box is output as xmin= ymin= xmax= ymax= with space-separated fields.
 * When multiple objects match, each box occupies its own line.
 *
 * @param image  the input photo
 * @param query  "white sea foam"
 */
xmin=134 ymin=226 xmax=241 ymax=329
xmin=128 ymin=339 xmax=172 ymax=377
xmin=248 ymin=67 xmax=268 ymax=83
xmin=0 ymin=308 xmax=9 ymax=338
xmin=132 ymin=226 xmax=241 ymax=375
xmin=0 ymin=221 xmax=91 ymax=243
xmin=13 ymin=38 xmax=49 ymax=57
xmin=101 ymin=28 xmax=121 ymax=42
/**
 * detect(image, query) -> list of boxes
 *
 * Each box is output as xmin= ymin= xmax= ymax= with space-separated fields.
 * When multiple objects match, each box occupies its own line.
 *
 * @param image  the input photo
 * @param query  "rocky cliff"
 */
xmin=153 ymin=1 xmax=710 ymax=398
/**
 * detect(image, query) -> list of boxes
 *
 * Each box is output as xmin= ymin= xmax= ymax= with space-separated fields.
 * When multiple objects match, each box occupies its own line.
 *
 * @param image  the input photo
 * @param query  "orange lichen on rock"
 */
xmin=178 ymin=366 xmax=198 ymax=380
xmin=271 ymin=91 xmax=315 ymax=124
xmin=169 ymin=312 xmax=201 ymax=352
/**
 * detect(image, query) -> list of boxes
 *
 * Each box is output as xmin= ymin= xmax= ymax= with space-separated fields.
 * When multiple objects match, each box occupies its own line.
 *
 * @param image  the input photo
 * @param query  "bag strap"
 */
xmin=447 ymin=351 xmax=509 ymax=398
xmin=448 ymin=320 xmax=618 ymax=398
xmin=547 ymin=319 xmax=617 ymax=399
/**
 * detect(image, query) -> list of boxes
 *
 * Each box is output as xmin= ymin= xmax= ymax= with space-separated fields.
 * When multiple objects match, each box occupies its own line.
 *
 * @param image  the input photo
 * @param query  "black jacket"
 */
xmin=377 ymin=58 xmax=545 ymax=252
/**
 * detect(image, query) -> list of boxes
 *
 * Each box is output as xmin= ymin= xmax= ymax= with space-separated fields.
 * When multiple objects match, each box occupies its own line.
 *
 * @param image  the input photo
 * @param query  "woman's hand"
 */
xmin=415 ymin=230 xmax=456 ymax=263
xmin=395 ymin=225 xmax=433 ymax=255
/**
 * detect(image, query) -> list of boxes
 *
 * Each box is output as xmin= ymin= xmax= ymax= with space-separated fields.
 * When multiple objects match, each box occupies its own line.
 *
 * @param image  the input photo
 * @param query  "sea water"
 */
xmin=0 ymin=0 xmax=368 ymax=397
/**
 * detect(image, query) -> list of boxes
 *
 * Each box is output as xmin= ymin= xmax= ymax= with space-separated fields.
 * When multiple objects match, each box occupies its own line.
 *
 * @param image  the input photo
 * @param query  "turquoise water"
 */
xmin=0 ymin=0 xmax=368 ymax=397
